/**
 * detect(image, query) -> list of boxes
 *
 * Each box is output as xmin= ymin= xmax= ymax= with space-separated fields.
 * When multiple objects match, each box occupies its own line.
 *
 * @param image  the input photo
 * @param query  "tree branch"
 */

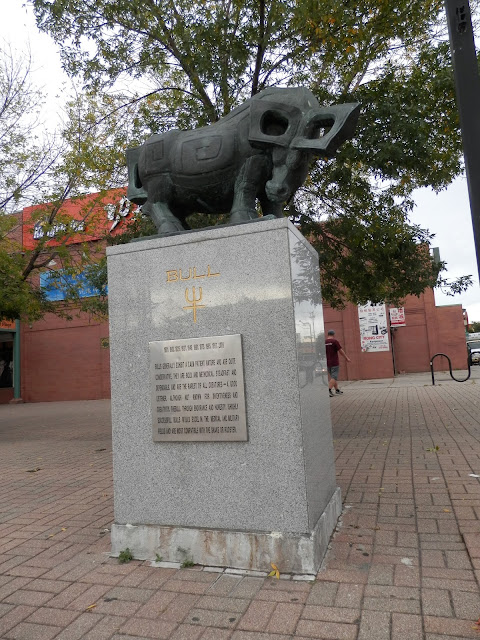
xmin=251 ymin=0 xmax=266 ymax=96
xmin=91 ymin=87 xmax=200 ymax=130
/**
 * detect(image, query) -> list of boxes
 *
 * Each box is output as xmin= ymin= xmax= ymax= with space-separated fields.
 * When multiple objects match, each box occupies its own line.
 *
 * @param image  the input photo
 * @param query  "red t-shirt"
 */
xmin=325 ymin=337 xmax=342 ymax=367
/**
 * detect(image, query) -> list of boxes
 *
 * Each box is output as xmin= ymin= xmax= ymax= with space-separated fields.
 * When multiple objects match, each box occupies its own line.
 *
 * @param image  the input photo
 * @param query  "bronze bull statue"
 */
xmin=127 ymin=87 xmax=360 ymax=235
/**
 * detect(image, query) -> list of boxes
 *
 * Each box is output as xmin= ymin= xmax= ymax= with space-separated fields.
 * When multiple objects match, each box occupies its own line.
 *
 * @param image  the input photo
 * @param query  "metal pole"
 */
xmin=13 ymin=319 xmax=21 ymax=400
xmin=390 ymin=327 xmax=397 ymax=376
xmin=445 ymin=0 xmax=480 ymax=280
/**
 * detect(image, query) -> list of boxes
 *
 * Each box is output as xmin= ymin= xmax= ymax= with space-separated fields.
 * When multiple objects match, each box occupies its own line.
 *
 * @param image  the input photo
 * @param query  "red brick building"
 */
xmin=20 ymin=312 xmax=111 ymax=403
xmin=1 ymin=191 xmax=129 ymax=404
xmin=323 ymin=291 xmax=468 ymax=381
xmin=1 ymin=195 xmax=470 ymax=403
xmin=11 ymin=287 xmax=467 ymax=404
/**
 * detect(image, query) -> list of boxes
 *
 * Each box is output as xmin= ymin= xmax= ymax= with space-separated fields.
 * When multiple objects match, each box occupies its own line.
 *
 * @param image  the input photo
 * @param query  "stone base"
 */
xmin=111 ymin=487 xmax=341 ymax=575
xmin=108 ymin=219 xmax=341 ymax=574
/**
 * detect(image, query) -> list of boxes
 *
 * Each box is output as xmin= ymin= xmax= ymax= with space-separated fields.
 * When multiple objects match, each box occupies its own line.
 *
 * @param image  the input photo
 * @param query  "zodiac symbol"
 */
xmin=183 ymin=287 xmax=206 ymax=323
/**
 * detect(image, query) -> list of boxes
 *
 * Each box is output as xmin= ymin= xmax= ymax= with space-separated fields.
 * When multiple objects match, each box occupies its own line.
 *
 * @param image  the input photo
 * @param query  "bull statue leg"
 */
xmin=259 ymin=194 xmax=284 ymax=218
xmin=143 ymin=201 xmax=185 ymax=235
xmin=143 ymin=175 xmax=186 ymax=235
xmin=229 ymin=155 xmax=269 ymax=224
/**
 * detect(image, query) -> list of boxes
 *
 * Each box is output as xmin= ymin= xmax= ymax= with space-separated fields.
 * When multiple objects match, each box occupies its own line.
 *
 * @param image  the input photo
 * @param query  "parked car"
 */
xmin=467 ymin=340 xmax=480 ymax=365
xmin=315 ymin=359 xmax=328 ymax=376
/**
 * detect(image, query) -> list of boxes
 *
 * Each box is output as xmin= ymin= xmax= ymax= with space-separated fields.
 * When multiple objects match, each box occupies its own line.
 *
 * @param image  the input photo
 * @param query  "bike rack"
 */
xmin=430 ymin=353 xmax=471 ymax=385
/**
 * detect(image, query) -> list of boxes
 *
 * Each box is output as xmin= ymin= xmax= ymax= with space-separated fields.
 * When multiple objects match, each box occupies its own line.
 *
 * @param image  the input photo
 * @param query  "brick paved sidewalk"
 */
xmin=1 ymin=374 xmax=480 ymax=639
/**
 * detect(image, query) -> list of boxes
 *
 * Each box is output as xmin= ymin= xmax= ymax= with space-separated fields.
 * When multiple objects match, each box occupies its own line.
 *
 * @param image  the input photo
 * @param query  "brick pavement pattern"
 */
xmin=1 ymin=373 xmax=480 ymax=639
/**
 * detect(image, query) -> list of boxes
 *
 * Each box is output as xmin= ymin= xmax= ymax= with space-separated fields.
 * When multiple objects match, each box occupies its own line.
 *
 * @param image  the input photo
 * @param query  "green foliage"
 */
xmin=118 ymin=548 xmax=133 ymax=564
xmin=0 ymin=46 xmax=60 ymax=320
xmin=0 ymin=215 xmax=50 ymax=321
xmin=437 ymin=274 xmax=474 ymax=297
xmin=107 ymin=212 xmax=157 ymax=245
xmin=79 ymin=211 xmax=157 ymax=319
xmin=0 ymin=42 xmax=140 ymax=321
xmin=26 ymin=0 xmax=476 ymax=305
xmin=180 ymin=558 xmax=195 ymax=568
xmin=177 ymin=546 xmax=195 ymax=567
xmin=302 ymin=213 xmax=441 ymax=308
xmin=469 ymin=321 xmax=480 ymax=332
xmin=0 ymin=46 xmax=58 ymax=214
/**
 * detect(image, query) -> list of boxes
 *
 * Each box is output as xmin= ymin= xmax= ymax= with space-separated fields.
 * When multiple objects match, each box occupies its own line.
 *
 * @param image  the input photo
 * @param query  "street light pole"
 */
xmin=444 ymin=0 xmax=480 ymax=280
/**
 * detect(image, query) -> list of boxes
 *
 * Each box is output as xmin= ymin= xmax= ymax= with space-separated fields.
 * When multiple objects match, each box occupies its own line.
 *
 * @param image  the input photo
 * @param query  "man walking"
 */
xmin=325 ymin=329 xmax=351 ymax=397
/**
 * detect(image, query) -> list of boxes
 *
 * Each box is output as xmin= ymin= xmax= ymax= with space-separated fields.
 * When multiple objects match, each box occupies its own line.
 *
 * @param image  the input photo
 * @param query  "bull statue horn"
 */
xmin=291 ymin=102 xmax=360 ymax=157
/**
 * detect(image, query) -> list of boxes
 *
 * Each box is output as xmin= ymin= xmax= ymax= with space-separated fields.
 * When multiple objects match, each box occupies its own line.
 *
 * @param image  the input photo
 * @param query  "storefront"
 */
xmin=0 ymin=319 xmax=20 ymax=403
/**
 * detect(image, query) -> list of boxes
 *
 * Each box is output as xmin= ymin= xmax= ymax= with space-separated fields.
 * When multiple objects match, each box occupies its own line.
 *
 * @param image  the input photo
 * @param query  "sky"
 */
xmin=2 ymin=1 xmax=480 ymax=323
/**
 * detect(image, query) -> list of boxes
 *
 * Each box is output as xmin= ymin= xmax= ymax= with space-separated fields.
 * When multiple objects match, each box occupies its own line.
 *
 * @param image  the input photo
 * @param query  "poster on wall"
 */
xmin=358 ymin=302 xmax=390 ymax=352
xmin=389 ymin=307 xmax=406 ymax=327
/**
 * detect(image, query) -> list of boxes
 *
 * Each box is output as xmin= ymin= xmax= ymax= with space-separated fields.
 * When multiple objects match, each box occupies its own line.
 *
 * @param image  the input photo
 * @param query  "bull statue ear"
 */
xmin=248 ymin=100 xmax=303 ymax=148
xmin=291 ymin=103 xmax=360 ymax=157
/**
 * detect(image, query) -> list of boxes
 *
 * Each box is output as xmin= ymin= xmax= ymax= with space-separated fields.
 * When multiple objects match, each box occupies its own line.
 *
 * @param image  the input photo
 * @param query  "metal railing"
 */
xmin=430 ymin=353 xmax=471 ymax=385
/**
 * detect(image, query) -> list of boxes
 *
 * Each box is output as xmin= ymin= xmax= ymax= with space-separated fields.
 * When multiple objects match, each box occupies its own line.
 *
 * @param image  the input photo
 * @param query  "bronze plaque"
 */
xmin=150 ymin=334 xmax=248 ymax=442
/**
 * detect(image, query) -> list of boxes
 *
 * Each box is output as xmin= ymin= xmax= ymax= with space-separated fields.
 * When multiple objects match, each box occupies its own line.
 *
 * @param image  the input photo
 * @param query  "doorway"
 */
xmin=0 ymin=335 xmax=14 ymax=388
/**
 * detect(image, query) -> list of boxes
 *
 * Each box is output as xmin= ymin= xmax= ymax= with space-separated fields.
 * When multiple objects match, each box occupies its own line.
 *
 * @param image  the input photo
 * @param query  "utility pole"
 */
xmin=445 ymin=0 xmax=480 ymax=280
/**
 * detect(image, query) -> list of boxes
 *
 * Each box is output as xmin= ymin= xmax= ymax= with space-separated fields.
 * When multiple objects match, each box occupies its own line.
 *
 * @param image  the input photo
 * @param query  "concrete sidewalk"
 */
xmin=1 ymin=371 xmax=480 ymax=639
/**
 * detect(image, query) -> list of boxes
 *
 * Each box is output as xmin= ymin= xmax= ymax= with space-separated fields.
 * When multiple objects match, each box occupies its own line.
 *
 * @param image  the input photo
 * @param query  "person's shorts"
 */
xmin=328 ymin=365 xmax=339 ymax=380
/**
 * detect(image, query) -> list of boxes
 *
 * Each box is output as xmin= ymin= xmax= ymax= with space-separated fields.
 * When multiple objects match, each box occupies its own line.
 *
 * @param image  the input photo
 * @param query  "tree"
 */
xmin=0 ymin=214 xmax=48 ymax=321
xmin=0 ymin=45 xmax=60 ymax=215
xmin=0 ymin=42 xmax=141 ymax=321
xmin=29 ymin=0 xmax=474 ymax=306
xmin=0 ymin=44 xmax=60 ymax=320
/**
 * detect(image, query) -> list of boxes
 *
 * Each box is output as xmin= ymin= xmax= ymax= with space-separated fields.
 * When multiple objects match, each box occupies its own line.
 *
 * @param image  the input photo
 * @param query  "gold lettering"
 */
xmin=193 ymin=267 xmax=206 ymax=279
xmin=166 ymin=266 xmax=220 ymax=283
xmin=166 ymin=270 xmax=178 ymax=282
xmin=179 ymin=268 xmax=192 ymax=281
xmin=207 ymin=265 xmax=220 ymax=277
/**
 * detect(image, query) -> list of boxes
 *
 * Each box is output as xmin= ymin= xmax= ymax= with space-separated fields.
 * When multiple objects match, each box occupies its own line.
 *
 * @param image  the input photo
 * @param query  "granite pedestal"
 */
xmin=107 ymin=218 xmax=341 ymax=574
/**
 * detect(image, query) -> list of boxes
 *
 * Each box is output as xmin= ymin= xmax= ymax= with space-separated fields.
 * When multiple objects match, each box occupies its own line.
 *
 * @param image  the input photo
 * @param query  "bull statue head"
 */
xmin=247 ymin=88 xmax=360 ymax=204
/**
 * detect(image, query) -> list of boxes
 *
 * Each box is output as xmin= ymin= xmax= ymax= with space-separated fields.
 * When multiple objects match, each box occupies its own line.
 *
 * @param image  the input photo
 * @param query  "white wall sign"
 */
xmin=358 ymin=302 xmax=390 ymax=352
xmin=106 ymin=196 xmax=141 ymax=231
xmin=389 ymin=307 xmax=406 ymax=327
